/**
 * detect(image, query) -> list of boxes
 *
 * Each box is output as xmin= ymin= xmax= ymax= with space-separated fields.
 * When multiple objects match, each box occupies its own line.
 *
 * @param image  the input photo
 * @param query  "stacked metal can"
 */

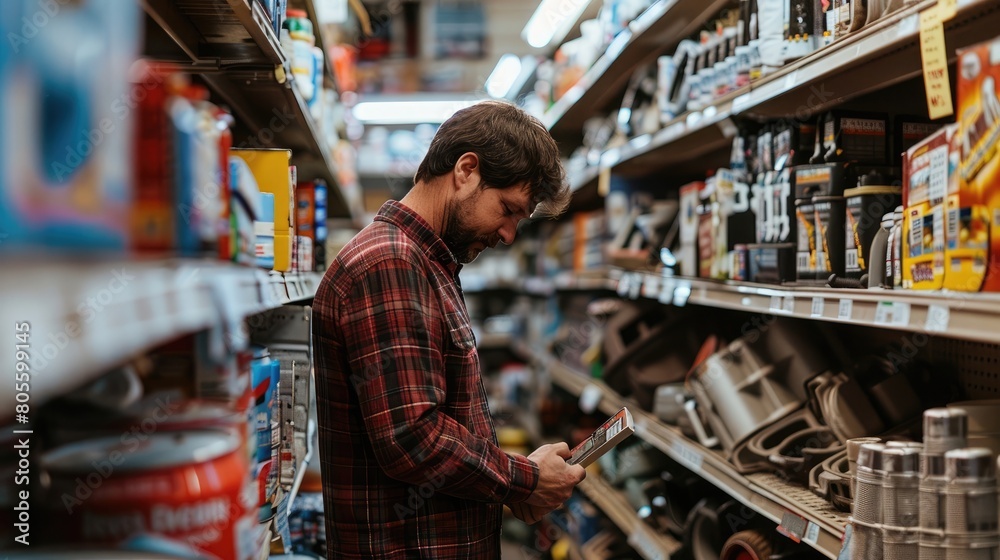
xmin=882 ymin=445 xmax=922 ymax=559
xmin=942 ymin=449 xmax=998 ymax=559
xmin=921 ymin=408 xmax=969 ymax=559
xmin=851 ymin=442 xmax=888 ymax=559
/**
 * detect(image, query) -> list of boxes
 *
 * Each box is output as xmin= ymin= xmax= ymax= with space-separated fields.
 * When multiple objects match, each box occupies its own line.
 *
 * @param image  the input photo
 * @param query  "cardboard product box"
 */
xmin=949 ymin=39 xmax=1000 ymax=291
xmin=296 ymin=182 xmax=317 ymax=241
xmin=894 ymin=116 xmax=943 ymax=166
xmin=903 ymin=126 xmax=952 ymax=290
xmin=820 ymin=111 xmax=889 ymax=165
xmin=793 ymin=164 xmax=854 ymax=281
xmin=233 ymin=149 xmax=294 ymax=271
xmin=678 ymin=182 xmax=703 ymax=277
xmin=0 ymin=0 xmax=140 ymax=252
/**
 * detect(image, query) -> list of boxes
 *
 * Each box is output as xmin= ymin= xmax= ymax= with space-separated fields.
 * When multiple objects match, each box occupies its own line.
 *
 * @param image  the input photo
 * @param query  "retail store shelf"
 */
xmin=615 ymin=269 xmax=1000 ymax=344
xmin=576 ymin=475 xmax=683 ymax=560
xmin=520 ymin=346 xmax=848 ymax=559
xmin=542 ymin=0 xmax=733 ymax=139
xmin=142 ymin=0 xmax=354 ymax=220
xmin=0 ymin=260 xmax=323 ymax=412
xmin=568 ymin=165 xmax=601 ymax=194
xmin=598 ymin=0 xmax=1000 ymax=179
xmin=462 ymin=272 xmax=618 ymax=296
xmin=292 ymin=0 xmax=338 ymax=89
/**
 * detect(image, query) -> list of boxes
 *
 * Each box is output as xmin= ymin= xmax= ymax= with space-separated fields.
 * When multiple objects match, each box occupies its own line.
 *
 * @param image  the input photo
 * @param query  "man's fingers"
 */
xmin=551 ymin=442 xmax=572 ymax=458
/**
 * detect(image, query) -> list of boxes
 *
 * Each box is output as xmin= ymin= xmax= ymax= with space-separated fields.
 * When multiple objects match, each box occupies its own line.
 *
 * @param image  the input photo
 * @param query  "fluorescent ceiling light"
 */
xmin=352 ymin=99 xmax=485 ymax=125
xmin=522 ymin=0 xmax=594 ymax=49
xmin=485 ymin=54 xmax=523 ymax=98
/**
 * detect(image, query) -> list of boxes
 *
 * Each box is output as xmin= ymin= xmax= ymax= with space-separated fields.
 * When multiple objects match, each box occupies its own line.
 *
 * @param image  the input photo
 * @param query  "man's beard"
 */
xmin=441 ymin=194 xmax=499 ymax=264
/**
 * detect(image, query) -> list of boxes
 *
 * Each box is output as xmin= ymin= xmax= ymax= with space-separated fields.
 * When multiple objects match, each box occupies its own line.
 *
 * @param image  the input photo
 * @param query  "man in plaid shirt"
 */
xmin=313 ymin=101 xmax=585 ymax=558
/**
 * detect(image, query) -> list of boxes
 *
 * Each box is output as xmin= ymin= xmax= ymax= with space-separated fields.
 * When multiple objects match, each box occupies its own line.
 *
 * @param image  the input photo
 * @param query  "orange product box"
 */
xmin=902 ymin=125 xmax=953 ymax=290
xmin=947 ymin=39 xmax=1000 ymax=291
xmin=231 ymin=149 xmax=294 ymax=271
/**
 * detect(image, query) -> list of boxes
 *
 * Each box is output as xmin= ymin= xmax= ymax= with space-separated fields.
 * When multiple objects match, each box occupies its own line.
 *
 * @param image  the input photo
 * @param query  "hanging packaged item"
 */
xmin=903 ymin=126 xmax=952 ymax=290
xmin=658 ymin=40 xmax=699 ymax=123
xmin=948 ymin=39 xmax=1000 ymax=291
xmin=678 ymin=182 xmax=703 ymax=277
xmin=844 ymin=172 xmax=902 ymax=281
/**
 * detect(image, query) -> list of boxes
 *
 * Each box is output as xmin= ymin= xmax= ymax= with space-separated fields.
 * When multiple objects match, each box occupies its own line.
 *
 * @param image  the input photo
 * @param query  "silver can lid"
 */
xmin=924 ymin=408 xmax=968 ymax=440
xmin=858 ymin=442 xmax=887 ymax=470
xmin=883 ymin=447 xmax=921 ymax=474
xmin=945 ymin=448 xmax=996 ymax=480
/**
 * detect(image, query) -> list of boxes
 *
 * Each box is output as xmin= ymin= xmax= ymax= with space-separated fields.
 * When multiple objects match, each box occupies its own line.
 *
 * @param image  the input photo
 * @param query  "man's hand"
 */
xmin=509 ymin=502 xmax=548 ymax=525
xmin=523 ymin=442 xmax=586 ymax=509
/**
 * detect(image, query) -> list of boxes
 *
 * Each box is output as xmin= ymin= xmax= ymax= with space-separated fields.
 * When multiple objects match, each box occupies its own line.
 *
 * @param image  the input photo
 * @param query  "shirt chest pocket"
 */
xmin=444 ymin=310 xmax=477 ymax=352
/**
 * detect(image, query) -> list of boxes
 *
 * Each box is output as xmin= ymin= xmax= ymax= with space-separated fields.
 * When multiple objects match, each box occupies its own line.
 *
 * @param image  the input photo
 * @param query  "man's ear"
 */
xmin=453 ymin=152 xmax=481 ymax=193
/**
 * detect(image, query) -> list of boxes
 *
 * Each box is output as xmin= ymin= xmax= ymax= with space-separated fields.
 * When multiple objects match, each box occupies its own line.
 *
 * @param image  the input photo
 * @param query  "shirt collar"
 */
xmin=375 ymin=200 xmax=463 ymax=276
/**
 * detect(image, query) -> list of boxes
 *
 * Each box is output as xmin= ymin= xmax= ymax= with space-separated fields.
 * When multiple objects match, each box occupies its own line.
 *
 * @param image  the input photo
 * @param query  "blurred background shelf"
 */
xmin=577 ymin=475 xmax=684 ymax=560
xmin=542 ymin=0 xmax=733 ymax=144
xmin=142 ymin=0 xmax=355 ymax=220
xmin=614 ymin=270 xmax=1000 ymax=344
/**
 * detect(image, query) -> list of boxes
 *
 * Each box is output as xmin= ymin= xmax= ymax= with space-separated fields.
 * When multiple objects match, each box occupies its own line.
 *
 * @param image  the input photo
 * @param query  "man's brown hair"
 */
xmin=414 ymin=100 xmax=570 ymax=218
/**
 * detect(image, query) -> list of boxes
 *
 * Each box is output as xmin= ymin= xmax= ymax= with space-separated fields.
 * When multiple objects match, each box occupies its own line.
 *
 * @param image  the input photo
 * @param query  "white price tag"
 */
xmin=783 ymin=295 xmax=795 ymax=314
xmin=804 ymin=521 xmax=820 ymax=545
xmin=617 ymin=275 xmax=630 ymax=297
xmin=892 ymin=302 xmax=912 ymax=326
xmin=897 ymin=13 xmax=919 ymax=37
xmin=875 ymin=301 xmax=912 ymax=326
xmin=770 ymin=295 xmax=783 ymax=312
xmin=579 ymin=384 xmax=603 ymax=414
xmin=672 ymin=439 xmax=704 ymax=472
xmin=838 ymin=299 xmax=854 ymax=320
xmin=783 ymin=70 xmax=799 ymax=90
xmin=629 ymin=274 xmax=642 ymax=300
xmin=659 ymin=276 xmax=675 ymax=304
xmin=643 ymin=274 xmax=660 ymax=299
xmin=673 ymin=281 xmax=691 ymax=307
xmin=926 ymin=304 xmax=950 ymax=332
xmin=732 ymin=93 xmax=752 ymax=112
xmin=811 ymin=297 xmax=825 ymax=318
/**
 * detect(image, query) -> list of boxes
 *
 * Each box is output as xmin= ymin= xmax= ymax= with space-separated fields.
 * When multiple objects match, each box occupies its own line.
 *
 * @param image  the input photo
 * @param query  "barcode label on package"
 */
xmin=910 ymin=209 xmax=924 ymax=256
xmin=846 ymin=249 xmax=859 ymax=271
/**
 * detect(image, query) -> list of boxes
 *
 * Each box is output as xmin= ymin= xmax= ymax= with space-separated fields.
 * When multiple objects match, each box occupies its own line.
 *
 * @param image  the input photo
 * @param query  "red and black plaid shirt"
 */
xmin=313 ymin=201 xmax=539 ymax=559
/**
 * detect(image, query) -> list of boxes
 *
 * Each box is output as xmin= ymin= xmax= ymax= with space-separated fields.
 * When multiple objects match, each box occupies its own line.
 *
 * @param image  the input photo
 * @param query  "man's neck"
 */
xmin=399 ymin=180 xmax=449 ymax=237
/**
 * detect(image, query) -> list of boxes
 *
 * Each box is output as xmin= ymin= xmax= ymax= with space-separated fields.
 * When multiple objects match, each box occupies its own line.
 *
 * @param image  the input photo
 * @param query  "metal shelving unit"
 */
xmin=574 ymin=0 xmax=1000 ymax=181
xmin=0 ymin=260 xmax=323 ymax=408
xmin=577 ymin=475 xmax=683 ymax=560
xmin=515 ymin=343 xmax=848 ymax=559
xmin=615 ymin=269 xmax=1000 ymax=344
xmin=542 ymin=0 xmax=733 ymax=139
xmin=141 ymin=0 xmax=356 ymax=220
